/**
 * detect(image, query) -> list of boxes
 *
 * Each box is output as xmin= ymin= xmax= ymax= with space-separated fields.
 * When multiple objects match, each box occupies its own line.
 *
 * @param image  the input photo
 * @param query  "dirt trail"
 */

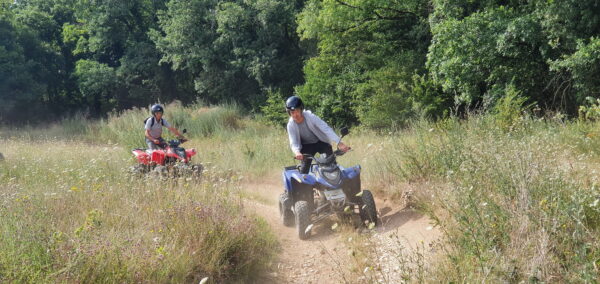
xmin=243 ymin=174 xmax=441 ymax=283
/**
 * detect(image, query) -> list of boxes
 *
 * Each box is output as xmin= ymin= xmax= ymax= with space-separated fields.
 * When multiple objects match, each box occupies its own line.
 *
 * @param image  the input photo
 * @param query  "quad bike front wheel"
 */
xmin=359 ymin=190 xmax=378 ymax=227
xmin=279 ymin=193 xmax=294 ymax=227
xmin=130 ymin=164 xmax=150 ymax=176
xmin=151 ymin=165 xmax=168 ymax=179
xmin=173 ymin=163 xmax=204 ymax=179
xmin=294 ymin=200 xmax=311 ymax=240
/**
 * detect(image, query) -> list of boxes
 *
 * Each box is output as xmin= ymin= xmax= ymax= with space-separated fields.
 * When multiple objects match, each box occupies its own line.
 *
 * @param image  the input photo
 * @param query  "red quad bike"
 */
xmin=130 ymin=129 xmax=203 ymax=178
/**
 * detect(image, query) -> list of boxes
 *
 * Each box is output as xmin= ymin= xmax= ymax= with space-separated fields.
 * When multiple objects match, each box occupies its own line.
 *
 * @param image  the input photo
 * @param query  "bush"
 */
xmin=490 ymin=85 xmax=533 ymax=132
xmin=578 ymin=97 xmax=600 ymax=121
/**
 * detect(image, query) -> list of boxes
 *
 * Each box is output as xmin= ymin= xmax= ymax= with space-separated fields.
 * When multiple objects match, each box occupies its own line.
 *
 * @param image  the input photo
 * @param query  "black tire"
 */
xmin=359 ymin=190 xmax=378 ymax=227
xmin=191 ymin=164 xmax=203 ymax=177
xmin=152 ymin=165 xmax=168 ymax=179
xmin=295 ymin=200 xmax=311 ymax=240
xmin=130 ymin=164 xmax=148 ymax=176
xmin=279 ymin=193 xmax=294 ymax=227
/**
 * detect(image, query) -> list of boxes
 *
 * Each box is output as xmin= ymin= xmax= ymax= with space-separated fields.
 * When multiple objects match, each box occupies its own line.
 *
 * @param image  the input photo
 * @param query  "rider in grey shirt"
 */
xmin=285 ymin=96 xmax=350 ymax=173
xmin=145 ymin=104 xmax=185 ymax=150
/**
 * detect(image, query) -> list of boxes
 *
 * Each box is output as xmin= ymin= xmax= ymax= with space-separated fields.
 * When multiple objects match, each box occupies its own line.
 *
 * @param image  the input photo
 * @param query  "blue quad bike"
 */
xmin=279 ymin=128 xmax=378 ymax=240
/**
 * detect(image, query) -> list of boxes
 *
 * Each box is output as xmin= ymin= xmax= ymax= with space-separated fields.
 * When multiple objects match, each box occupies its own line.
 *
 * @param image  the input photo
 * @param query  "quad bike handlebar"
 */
xmin=155 ymin=136 xmax=187 ymax=149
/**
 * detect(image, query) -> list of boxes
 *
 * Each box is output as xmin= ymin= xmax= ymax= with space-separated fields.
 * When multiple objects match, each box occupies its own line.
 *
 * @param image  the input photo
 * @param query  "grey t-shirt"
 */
xmin=145 ymin=117 xmax=171 ymax=139
xmin=297 ymin=120 xmax=319 ymax=144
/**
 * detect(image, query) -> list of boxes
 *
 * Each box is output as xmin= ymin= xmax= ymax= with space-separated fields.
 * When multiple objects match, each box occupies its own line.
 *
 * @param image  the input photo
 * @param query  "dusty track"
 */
xmin=243 ymin=174 xmax=441 ymax=283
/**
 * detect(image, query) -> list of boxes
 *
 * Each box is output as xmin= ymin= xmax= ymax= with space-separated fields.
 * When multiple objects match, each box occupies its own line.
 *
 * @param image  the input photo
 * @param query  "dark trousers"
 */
xmin=300 ymin=141 xmax=333 ymax=174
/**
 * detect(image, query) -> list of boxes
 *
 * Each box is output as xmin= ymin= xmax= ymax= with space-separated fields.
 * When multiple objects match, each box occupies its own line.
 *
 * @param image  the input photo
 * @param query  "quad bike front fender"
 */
xmin=186 ymin=148 xmax=197 ymax=159
xmin=282 ymin=171 xmax=317 ymax=191
xmin=342 ymin=166 xmax=361 ymax=202
xmin=342 ymin=165 xmax=361 ymax=180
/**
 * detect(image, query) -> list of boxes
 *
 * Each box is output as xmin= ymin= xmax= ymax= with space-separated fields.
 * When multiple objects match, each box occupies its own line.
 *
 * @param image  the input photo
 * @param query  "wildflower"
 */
xmin=331 ymin=223 xmax=339 ymax=230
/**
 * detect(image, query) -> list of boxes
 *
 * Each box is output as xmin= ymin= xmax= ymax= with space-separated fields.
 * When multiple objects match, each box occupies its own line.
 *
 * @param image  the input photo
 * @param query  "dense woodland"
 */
xmin=2 ymin=0 xmax=600 ymax=127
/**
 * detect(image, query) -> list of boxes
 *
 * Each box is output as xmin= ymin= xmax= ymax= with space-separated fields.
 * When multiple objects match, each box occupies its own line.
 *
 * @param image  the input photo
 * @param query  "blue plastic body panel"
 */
xmin=283 ymin=164 xmax=361 ymax=193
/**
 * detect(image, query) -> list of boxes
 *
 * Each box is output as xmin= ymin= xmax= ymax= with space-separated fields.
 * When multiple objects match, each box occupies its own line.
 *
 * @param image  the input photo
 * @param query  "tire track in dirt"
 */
xmin=243 ymin=175 xmax=441 ymax=283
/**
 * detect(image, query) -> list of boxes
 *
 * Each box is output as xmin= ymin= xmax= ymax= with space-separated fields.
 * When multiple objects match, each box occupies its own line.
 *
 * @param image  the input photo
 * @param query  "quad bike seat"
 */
xmin=284 ymin=165 xmax=299 ymax=171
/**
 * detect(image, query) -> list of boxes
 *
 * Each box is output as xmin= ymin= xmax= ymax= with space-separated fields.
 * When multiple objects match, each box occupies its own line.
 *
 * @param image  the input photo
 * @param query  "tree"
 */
xmin=294 ymin=0 xmax=442 ymax=127
xmin=427 ymin=0 xmax=600 ymax=113
xmin=151 ymin=0 xmax=305 ymax=111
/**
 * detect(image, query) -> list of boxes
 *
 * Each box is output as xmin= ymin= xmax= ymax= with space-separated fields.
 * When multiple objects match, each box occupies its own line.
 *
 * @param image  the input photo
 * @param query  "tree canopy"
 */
xmin=1 ymin=0 xmax=600 ymax=126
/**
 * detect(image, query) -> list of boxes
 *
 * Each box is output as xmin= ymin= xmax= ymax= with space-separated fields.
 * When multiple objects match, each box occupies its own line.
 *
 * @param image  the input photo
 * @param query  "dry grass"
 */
xmin=0 ymin=138 xmax=276 ymax=283
xmin=4 ymin=105 xmax=600 ymax=282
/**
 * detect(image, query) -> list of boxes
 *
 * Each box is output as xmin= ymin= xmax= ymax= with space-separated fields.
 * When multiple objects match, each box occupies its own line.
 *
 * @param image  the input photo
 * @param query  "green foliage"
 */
xmin=551 ymin=37 xmax=600 ymax=104
xmin=151 ymin=0 xmax=305 ymax=111
xmin=491 ymin=85 xmax=533 ymax=132
xmin=260 ymin=89 xmax=289 ymax=127
xmin=428 ymin=6 xmax=549 ymax=106
xmin=356 ymin=68 xmax=415 ymax=130
xmin=74 ymin=59 xmax=119 ymax=114
xmin=427 ymin=0 xmax=600 ymax=112
xmin=3 ymin=0 xmax=600 ymax=128
xmin=296 ymin=0 xmax=431 ymax=127
xmin=578 ymin=97 xmax=600 ymax=121
xmin=357 ymin=71 xmax=451 ymax=130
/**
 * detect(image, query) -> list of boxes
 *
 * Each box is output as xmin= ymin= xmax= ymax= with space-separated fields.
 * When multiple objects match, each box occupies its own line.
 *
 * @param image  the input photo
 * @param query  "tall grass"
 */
xmin=90 ymin=101 xmax=244 ymax=149
xmin=0 ymin=138 xmax=276 ymax=283
xmin=5 ymin=103 xmax=600 ymax=282
xmin=372 ymin=116 xmax=600 ymax=282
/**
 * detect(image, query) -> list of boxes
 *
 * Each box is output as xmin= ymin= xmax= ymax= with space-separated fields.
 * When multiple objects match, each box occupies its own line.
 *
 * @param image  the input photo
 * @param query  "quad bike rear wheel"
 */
xmin=295 ymin=200 xmax=311 ymax=240
xmin=130 ymin=164 xmax=150 ymax=176
xmin=279 ymin=193 xmax=294 ymax=227
xmin=359 ymin=190 xmax=378 ymax=227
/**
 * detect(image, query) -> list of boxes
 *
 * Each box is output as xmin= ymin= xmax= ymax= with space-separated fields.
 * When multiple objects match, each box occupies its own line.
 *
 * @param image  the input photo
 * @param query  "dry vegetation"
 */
xmin=3 ymin=103 xmax=600 ymax=282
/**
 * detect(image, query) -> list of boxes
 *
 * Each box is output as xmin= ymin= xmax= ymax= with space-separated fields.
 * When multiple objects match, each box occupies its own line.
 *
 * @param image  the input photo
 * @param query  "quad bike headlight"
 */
xmin=323 ymin=170 xmax=339 ymax=180
xmin=322 ymin=169 xmax=342 ymax=184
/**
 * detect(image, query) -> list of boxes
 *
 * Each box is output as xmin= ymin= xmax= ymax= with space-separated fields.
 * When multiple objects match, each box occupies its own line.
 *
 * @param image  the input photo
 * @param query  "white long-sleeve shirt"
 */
xmin=287 ymin=110 xmax=341 ymax=154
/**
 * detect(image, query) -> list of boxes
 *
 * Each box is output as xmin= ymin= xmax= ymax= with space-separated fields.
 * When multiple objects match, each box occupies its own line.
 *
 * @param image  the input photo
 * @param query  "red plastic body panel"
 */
xmin=186 ymin=149 xmax=197 ymax=159
xmin=132 ymin=150 xmax=151 ymax=165
xmin=132 ymin=146 xmax=197 ymax=166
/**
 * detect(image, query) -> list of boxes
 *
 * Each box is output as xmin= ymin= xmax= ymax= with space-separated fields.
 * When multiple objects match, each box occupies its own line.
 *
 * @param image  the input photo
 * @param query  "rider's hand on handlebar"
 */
xmin=153 ymin=139 xmax=160 ymax=144
xmin=338 ymin=142 xmax=351 ymax=153
xmin=294 ymin=152 xmax=304 ymax=160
